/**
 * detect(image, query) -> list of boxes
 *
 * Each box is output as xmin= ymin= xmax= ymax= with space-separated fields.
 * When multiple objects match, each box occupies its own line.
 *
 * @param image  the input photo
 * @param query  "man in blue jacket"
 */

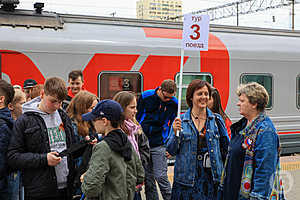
xmin=0 ymin=80 xmax=15 ymax=200
xmin=137 ymin=79 xmax=177 ymax=200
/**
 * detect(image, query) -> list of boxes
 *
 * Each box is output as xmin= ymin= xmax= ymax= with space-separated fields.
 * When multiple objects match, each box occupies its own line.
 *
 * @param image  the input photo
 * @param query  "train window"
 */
xmin=297 ymin=75 xmax=300 ymax=109
xmin=98 ymin=71 xmax=143 ymax=100
xmin=175 ymin=72 xmax=212 ymax=111
xmin=240 ymin=74 xmax=273 ymax=109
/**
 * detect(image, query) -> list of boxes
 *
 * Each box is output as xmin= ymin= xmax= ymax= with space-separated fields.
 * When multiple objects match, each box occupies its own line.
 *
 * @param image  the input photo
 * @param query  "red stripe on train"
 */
xmin=139 ymin=55 xmax=189 ymax=91
xmin=0 ymin=50 xmax=45 ymax=85
xmin=143 ymin=28 xmax=230 ymax=109
xmin=201 ymin=34 xmax=230 ymax=110
xmin=143 ymin=27 xmax=182 ymax=39
xmin=83 ymin=53 xmax=140 ymax=95
xmin=278 ymin=131 xmax=300 ymax=135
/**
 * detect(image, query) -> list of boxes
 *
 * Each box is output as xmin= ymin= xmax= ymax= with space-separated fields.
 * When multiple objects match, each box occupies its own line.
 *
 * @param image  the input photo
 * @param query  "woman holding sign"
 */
xmin=167 ymin=80 xmax=229 ymax=200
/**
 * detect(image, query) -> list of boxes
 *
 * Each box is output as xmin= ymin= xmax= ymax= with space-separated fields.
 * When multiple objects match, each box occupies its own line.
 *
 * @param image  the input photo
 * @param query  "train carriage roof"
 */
xmin=1 ymin=9 xmax=300 ymax=61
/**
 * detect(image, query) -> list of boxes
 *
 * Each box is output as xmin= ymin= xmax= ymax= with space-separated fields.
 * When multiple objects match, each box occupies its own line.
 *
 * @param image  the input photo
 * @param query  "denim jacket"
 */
xmin=241 ymin=115 xmax=280 ymax=200
xmin=218 ymin=113 xmax=282 ymax=200
xmin=167 ymin=108 xmax=229 ymax=187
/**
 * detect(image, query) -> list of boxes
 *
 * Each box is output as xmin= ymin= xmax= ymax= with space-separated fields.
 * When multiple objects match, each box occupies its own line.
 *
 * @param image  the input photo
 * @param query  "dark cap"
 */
xmin=82 ymin=99 xmax=123 ymax=121
xmin=23 ymin=79 xmax=37 ymax=89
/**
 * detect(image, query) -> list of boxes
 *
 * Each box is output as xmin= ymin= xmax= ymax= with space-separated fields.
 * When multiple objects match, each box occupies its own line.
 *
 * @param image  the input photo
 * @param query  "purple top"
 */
xmin=124 ymin=119 xmax=140 ymax=158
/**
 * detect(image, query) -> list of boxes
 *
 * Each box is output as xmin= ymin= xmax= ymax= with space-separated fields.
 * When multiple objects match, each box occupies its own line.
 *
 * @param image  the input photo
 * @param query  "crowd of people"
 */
xmin=0 ymin=69 xmax=285 ymax=200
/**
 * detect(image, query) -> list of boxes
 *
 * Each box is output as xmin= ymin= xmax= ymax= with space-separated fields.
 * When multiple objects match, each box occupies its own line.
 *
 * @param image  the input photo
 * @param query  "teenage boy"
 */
xmin=0 ymin=80 xmax=15 ymax=200
xmin=62 ymin=70 xmax=84 ymax=110
xmin=8 ymin=77 xmax=76 ymax=200
xmin=23 ymin=79 xmax=37 ymax=102
xmin=136 ymin=79 xmax=178 ymax=200
xmin=81 ymin=99 xmax=144 ymax=200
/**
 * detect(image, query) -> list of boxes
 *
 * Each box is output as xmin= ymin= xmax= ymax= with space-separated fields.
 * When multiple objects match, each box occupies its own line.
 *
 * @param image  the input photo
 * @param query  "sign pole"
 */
xmin=176 ymin=13 xmax=209 ymax=137
xmin=176 ymin=48 xmax=184 ymax=137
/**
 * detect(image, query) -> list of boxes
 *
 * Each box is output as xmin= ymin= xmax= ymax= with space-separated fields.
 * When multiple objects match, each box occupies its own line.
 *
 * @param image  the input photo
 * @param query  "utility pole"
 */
xmin=237 ymin=2 xmax=239 ymax=26
xmin=110 ymin=12 xmax=116 ymax=17
xmin=292 ymin=0 xmax=295 ymax=30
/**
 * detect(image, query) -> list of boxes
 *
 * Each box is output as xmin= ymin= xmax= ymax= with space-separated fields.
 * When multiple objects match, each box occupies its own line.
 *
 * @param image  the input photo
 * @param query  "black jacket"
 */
xmin=0 ymin=108 xmax=14 ymax=180
xmin=0 ymin=107 xmax=14 ymax=198
xmin=135 ymin=131 xmax=150 ymax=169
xmin=62 ymin=95 xmax=72 ymax=111
xmin=104 ymin=129 xmax=132 ymax=161
xmin=7 ymin=109 xmax=76 ymax=199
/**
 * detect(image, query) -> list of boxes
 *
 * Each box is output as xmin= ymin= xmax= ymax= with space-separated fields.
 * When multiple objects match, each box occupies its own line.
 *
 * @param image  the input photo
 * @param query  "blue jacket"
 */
xmin=0 ymin=107 xmax=14 ymax=197
xmin=222 ymin=115 xmax=280 ymax=200
xmin=137 ymin=88 xmax=177 ymax=148
xmin=249 ymin=116 xmax=280 ymax=199
xmin=167 ymin=108 xmax=229 ymax=187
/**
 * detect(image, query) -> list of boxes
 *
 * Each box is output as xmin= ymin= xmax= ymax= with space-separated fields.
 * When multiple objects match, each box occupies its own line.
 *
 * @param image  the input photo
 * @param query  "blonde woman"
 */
xmin=218 ymin=82 xmax=284 ymax=200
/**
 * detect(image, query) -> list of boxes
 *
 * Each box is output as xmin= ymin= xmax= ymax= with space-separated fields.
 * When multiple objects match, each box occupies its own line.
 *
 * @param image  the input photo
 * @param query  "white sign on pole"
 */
xmin=182 ymin=14 xmax=210 ymax=51
xmin=176 ymin=14 xmax=210 ymax=136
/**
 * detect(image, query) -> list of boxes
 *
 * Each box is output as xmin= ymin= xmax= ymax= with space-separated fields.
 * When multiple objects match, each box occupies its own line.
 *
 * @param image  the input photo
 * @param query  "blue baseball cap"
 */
xmin=82 ymin=99 xmax=123 ymax=121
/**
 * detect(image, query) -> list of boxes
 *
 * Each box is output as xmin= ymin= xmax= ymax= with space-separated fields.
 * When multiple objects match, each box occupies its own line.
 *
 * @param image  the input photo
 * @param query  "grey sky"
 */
xmin=18 ymin=0 xmax=300 ymax=30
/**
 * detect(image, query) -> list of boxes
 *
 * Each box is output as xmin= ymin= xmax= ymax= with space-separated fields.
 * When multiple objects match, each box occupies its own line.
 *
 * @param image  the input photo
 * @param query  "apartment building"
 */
xmin=136 ymin=0 xmax=182 ymax=21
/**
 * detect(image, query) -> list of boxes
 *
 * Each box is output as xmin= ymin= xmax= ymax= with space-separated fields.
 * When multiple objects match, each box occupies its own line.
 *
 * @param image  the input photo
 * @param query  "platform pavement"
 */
xmin=141 ymin=154 xmax=300 ymax=200
xmin=280 ymin=154 xmax=300 ymax=200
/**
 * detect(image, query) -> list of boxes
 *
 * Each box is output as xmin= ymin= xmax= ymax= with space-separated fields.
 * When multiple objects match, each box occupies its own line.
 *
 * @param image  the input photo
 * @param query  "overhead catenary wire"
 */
xmin=170 ymin=0 xmax=299 ymax=21
xmin=16 ymin=0 xmax=300 ymax=30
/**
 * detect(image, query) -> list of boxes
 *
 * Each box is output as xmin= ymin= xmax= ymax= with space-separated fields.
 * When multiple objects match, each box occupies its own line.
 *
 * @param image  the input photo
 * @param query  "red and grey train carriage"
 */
xmin=1 ymin=9 xmax=300 ymax=154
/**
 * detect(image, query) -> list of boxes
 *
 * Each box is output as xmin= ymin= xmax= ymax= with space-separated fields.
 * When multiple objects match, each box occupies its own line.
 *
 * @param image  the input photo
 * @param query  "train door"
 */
xmin=98 ymin=71 xmax=143 ymax=100
xmin=297 ymin=75 xmax=300 ymax=109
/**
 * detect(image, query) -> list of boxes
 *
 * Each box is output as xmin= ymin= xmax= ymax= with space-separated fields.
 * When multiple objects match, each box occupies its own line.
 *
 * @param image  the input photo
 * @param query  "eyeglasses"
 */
xmin=161 ymin=91 xmax=173 ymax=100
